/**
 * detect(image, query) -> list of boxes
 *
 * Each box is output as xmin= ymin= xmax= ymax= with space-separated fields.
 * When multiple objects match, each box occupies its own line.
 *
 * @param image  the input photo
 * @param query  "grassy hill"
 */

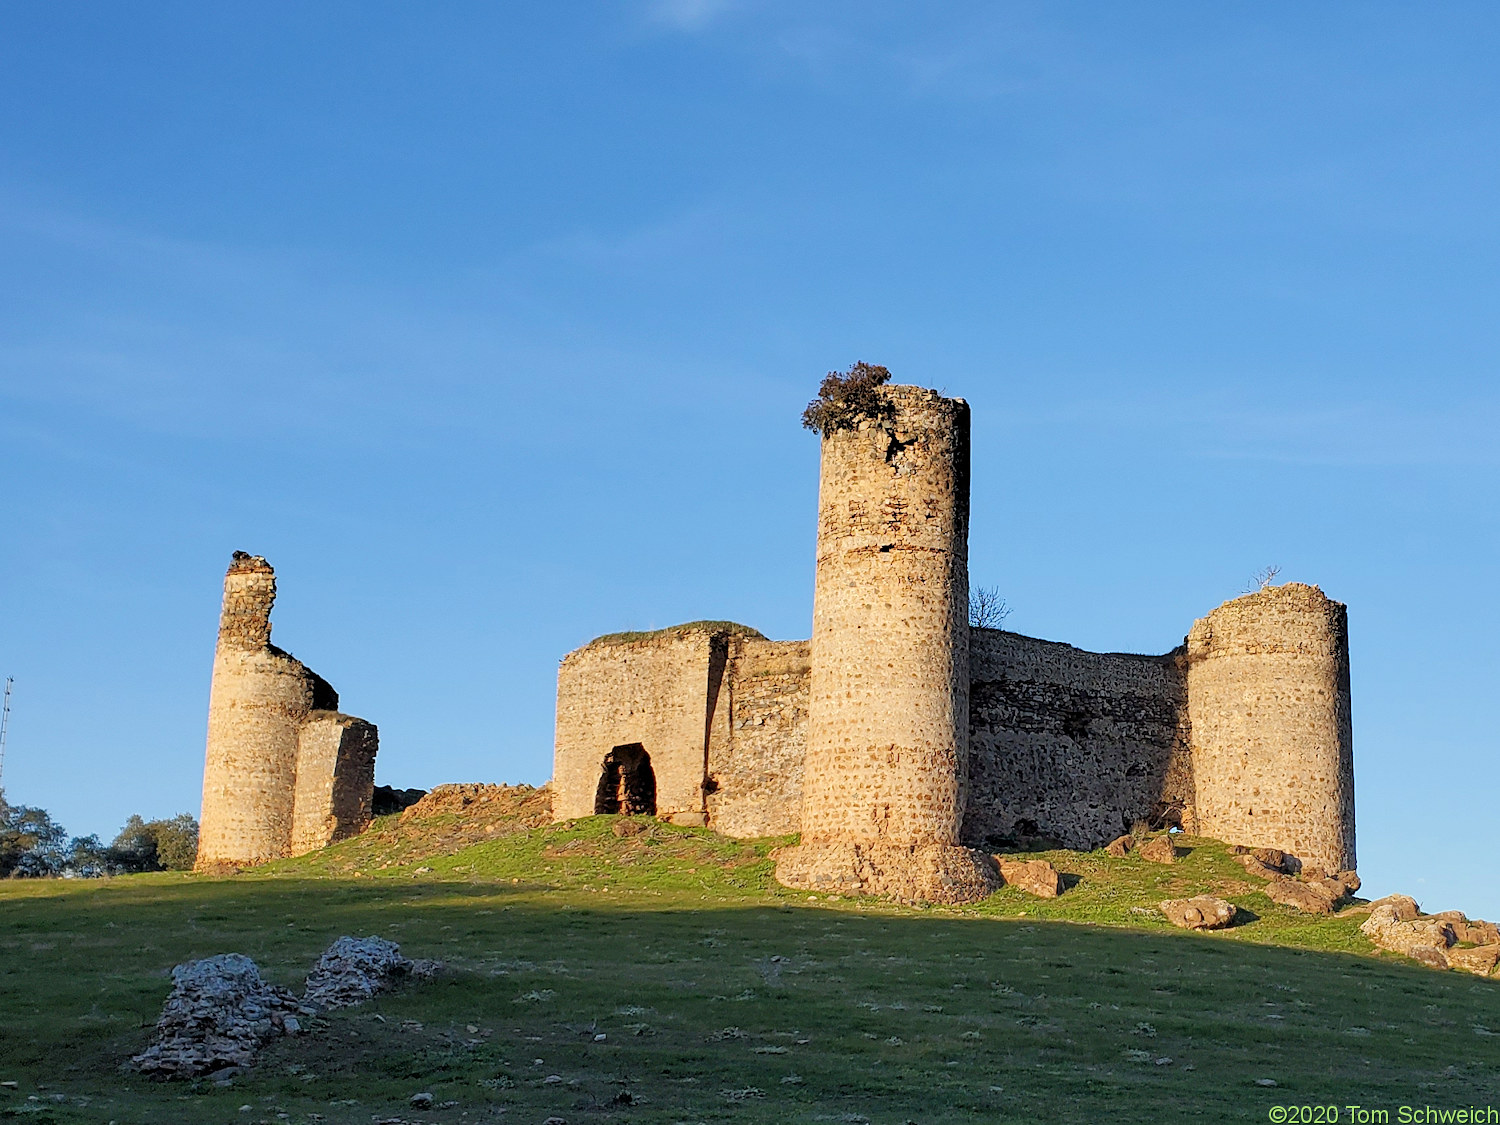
xmin=2 ymin=802 xmax=1498 ymax=1124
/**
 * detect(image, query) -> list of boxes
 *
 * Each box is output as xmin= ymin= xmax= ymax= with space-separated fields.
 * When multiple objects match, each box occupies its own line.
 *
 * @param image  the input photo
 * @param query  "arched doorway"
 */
xmin=594 ymin=743 xmax=657 ymax=816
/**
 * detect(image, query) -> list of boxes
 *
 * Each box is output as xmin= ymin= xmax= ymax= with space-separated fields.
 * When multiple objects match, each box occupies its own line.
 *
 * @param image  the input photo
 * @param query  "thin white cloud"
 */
xmin=647 ymin=0 xmax=736 ymax=33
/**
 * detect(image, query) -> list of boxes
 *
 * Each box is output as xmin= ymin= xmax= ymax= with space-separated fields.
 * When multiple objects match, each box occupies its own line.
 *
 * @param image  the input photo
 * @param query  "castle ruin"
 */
xmin=195 ymin=553 xmax=379 ymax=869
xmin=553 ymin=378 xmax=1356 ymax=902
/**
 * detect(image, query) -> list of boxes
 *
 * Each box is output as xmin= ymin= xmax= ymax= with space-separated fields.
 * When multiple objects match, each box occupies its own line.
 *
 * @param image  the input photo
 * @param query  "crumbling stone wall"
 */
xmin=290 ymin=714 xmax=379 ymax=856
xmin=965 ymin=629 xmax=1193 ymax=851
xmin=705 ymin=638 xmax=810 ymax=837
xmin=1185 ymin=583 xmax=1355 ymax=872
xmin=776 ymin=386 xmax=996 ymax=903
xmin=196 ymin=553 xmax=378 ymax=868
xmin=547 ymin=381 xmax=1360 ymax=889
xmin=552 ymin=625 xmax=762 ymax=826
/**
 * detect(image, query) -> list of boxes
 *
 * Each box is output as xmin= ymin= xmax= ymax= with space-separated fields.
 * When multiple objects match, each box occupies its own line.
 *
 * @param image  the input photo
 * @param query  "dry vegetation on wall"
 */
xmin=586 ymin=621 xmax=766 ymax=648
xmin=800 ymin=361 xmax=894 ymax=435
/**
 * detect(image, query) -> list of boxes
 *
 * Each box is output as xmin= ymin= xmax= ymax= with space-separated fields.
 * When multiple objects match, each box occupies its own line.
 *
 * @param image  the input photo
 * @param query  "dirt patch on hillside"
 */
xmin=400 ymin=783 xmax=553 ymax=827
xmin=321 ymin=784 xmax=554 ymax=868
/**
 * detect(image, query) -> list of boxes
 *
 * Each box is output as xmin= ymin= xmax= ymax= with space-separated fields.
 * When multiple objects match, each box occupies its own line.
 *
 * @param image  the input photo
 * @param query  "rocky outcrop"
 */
xmin=1447 ymin=945 xmax=1500 ymax=976
xmin=995 ymin=857 xmax=1064 ymax=898
xmin=303 ymin=936 xmax=441 ymax=1011
xmin=1367 ymin=905 xmax=1500 ymax=975
xmin=129 ymin=954 xmax=310 ymax=1077
xmin=1359 ymin=897 xmax=1457 ymax=968
xmin=1137 ymin=836 xmax=1177 ymax=864
xmin=1159 ymin=896 xmax=1237 ymax=930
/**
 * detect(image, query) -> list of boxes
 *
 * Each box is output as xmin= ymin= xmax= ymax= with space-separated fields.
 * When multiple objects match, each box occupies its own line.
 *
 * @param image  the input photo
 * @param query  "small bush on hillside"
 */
xmin=110 ymin=813 xmax=199 ymax=872
xmin=801 ymin=362 xmax=894 ymax=436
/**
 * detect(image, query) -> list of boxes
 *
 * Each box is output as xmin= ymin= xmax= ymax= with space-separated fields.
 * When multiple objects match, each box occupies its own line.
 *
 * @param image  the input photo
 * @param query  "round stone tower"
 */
xmin=1185 ymin=582 xmax=1355 ymax=873
xmin=775 ymin=384 xmax=997 ymax=903
xmin=196 ymin=553 xmax=329 ymax=869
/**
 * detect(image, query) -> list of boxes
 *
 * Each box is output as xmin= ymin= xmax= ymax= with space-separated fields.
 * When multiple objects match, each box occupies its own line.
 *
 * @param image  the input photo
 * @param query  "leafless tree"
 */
xmin=969 ymin=585 xmax=1011 ymax=629
xmin=1244 ymin=565 xmax=1283 ymax=593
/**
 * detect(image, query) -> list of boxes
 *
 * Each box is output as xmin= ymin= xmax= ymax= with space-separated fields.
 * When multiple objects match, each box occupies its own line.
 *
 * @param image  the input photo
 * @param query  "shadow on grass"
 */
xmin=2 ymin=874 xmax=1499 ymax=1125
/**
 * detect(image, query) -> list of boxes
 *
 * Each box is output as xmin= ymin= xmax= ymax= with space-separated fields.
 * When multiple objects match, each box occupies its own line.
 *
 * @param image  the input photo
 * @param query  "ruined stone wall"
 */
xmin=965 ymin=629 xmax=1192 ymax=851
xmin=289 ymin=713 xmax=379 ymax=856
xmin=196 ymin=553 xmax=378 ymax=868
xmin=778 ymin=385 xmax=996 ymax=903
xmin=552 ymin=626 xmax=755 ymax=825
xmin=705 ymin=638 xmax=810 ymax=838
xmin=1186 ymin=583 xmax=1355 ymax=872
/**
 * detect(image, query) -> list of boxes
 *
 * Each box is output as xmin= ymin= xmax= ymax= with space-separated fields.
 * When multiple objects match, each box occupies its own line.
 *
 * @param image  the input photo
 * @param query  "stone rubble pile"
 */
xmin=129 ymin=954 xmax=312 ymax=1078
xmin=1359 ymin=895 xmax=1500 ymax=974
xmin=303 ymin=935 xmax=441 ymax=1010
xmin=130 ymin=937 xmax=441 ymax=1077
xmin=1227 ymin=846 xmax=1362 ymax=915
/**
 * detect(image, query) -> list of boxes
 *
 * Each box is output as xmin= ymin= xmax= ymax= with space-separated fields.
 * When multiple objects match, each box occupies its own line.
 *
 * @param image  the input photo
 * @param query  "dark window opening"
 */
xmin=594 ymin=743 xmax=657 ymax=816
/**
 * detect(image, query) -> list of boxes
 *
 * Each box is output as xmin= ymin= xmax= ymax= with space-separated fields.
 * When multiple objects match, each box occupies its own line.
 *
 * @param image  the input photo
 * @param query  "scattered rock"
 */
xmin=1105 ymin=834 xmax=1133 ymax=858
xmin=303 ymin=937 xmax=440 ymax=1011
xmin=1446 ymin=945 xmax=1500 ymax=977
xmin=1335 ymin=870 xmax=1361 ymax=894
xmin=129 ymin=954 xmax=309 ymax=1077
xmin=1236 ymin=855 xmax=1283 ymax=880
xmin=1159 ymin=896 xmax=1238 ymax=930
xmin=1368 ymin=894 xmax=1421 ymax=921
xmin=1137 ymin=836 xmax=1177 ymax=864
xmin=1303 ymin=874 xmax=1355 ymax=903
xmin=1251 ymin=848 xmax=1291 ymax=872
xmin=612 ymin=819 xmax=646 ymax=838
xmin=409 ymin=1092 xmax=434 ymax=1108
xmin=995 ymin=857 xmax=1064 ymax=898
xmin=1408 ymin=945 xmax=1451 ymax=970
xmin=1264 ymin=877 xmax=1341 ymax=915
xmin=1360 ymin=899 xmax=1457 ymax=968
xmin=1456 ymin=920 xmax=1500 ymax=945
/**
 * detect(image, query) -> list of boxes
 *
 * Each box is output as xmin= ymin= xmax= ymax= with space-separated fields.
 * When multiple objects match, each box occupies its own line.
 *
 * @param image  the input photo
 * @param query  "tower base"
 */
xmin=775 ymin=841 xmax=999 ymax=905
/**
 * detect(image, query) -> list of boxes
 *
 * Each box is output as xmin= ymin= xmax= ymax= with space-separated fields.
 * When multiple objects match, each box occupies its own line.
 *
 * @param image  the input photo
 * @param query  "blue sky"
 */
xmin=1 ymin=3 xmax=1496 ymax=914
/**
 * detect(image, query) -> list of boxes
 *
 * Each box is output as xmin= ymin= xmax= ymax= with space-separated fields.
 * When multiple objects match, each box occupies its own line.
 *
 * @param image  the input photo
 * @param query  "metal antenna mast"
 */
xmin=0 ymin=677 xmax=12 ymax=795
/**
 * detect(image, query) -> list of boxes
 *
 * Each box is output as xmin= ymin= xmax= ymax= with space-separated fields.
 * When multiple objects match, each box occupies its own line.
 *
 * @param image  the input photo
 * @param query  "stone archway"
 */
xmin=594 ymin=743 xmax=657 ymax=816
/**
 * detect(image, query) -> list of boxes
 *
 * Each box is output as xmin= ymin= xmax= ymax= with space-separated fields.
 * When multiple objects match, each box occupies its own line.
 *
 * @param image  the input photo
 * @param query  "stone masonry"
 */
xmin=1185 ymin=583 xmax=1355 ymax=872
xmin=196 ymin=553 xmax=378 ymax=869
xmin=551 ymin=379 xmax=1358 ymax=902
xmin=774 ymin=386 xmax=997 ymax=903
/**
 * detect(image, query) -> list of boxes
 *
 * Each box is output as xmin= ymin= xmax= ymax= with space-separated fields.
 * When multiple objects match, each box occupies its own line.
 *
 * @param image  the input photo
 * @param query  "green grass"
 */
xmin=3 ymin=820 xmax=1498 ymax=1124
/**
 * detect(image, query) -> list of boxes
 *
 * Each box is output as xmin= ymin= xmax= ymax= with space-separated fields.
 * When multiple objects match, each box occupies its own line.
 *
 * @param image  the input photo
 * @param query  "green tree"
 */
xmin=0 ymin=800 xmax=70 ymax=877
xmin=108 ymin=813 xmax=199 ymax=872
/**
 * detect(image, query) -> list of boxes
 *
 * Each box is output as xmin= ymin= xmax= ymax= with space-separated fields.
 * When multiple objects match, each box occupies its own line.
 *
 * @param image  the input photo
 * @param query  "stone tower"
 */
xmin=196 ymin=552 xmax=378 ymax=869
xmin=1185 ymin=583 xmax=1355 ymax=873
xmin=775 ymin=385 xmax=997 ymax=903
